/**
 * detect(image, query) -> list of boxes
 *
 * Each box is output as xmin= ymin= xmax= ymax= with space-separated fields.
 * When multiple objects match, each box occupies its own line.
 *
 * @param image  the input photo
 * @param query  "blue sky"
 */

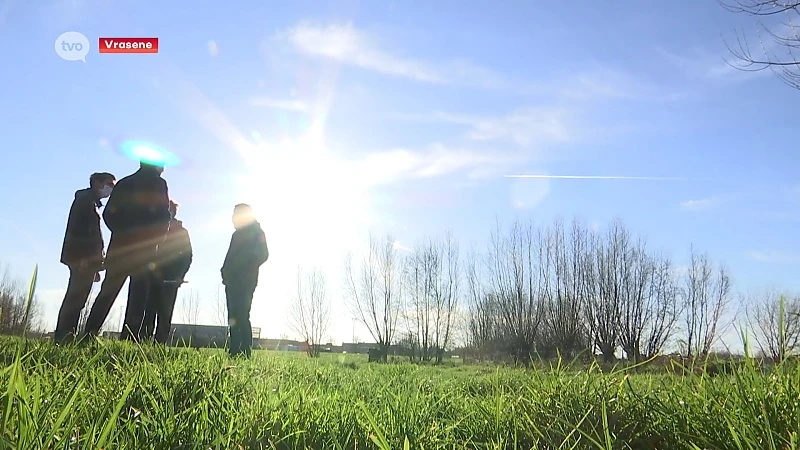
xmin=1 ymin=0 xmax=798 ymax=345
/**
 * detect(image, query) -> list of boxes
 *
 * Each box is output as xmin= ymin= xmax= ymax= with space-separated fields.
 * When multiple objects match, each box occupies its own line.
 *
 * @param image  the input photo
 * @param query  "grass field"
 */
xmin=0 ymin=338 xmax=798 ymax=449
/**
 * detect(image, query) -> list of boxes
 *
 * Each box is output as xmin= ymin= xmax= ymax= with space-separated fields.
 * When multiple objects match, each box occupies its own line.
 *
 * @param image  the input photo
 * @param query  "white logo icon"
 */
xmin=55 ymin=31 xmax=90 ymax=62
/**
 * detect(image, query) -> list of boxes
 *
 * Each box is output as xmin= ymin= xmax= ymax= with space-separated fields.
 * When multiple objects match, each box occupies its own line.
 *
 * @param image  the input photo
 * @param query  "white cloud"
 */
xmin=277 ymin=22 xmax=445 ymax=83
xmin=249 ymin=97 xmax=310 ymax=112
xmin=274 ymin=22 xmax=656 ymax=99
xmin=680 ymin=197 xmax=719 ymax=211
xmin=747 ymin=250 xmax=800 ymax=264
xmin=349 ymin=143 xmax=523 ymax=186
xmin=401 ymin=108 xmax=573 ymax=146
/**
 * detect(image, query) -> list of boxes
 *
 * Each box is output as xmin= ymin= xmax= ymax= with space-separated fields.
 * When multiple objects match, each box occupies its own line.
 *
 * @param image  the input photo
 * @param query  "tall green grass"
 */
xmin=0 ymin=266 xmax=797 ymax=448
xmin=0 ymin=339 xmax=797 ymax=449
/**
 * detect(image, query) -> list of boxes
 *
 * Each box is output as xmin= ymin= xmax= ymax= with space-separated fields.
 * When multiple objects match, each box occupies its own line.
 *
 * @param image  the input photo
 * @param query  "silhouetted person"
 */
xmin=54 ymin=172 xmax=116 ymax=344
xmin=83 ymin=161 xmax=171 ymax=342
xmin=221 ymin=203 xmax=268 ymax=358
xmin=142 ymin=200 xmax=193 ymax=343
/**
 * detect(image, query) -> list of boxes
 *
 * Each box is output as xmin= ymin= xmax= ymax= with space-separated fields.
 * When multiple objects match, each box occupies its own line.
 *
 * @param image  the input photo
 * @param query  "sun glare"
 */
xmin=240 ymin=134 xmax=376 ymax=270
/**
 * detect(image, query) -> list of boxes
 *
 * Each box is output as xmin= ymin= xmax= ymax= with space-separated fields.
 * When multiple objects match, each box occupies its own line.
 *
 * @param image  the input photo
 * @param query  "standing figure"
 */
xmin=54 ymin=172 xmax=116 ymax=344
xmin=83 ymin=161 xmax=171 ymax=342
xmin=142 ymin=200 xmax=193 ymax=343
xmin=221 ymin=203 xmax=269 ymax=358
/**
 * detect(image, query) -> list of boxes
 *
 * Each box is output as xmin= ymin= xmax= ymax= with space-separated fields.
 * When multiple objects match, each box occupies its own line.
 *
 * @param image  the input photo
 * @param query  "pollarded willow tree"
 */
xmin=747 ymin=289 xmax=800 ymax=361
xmin=680 ymin=248 xmax=734 ymax=359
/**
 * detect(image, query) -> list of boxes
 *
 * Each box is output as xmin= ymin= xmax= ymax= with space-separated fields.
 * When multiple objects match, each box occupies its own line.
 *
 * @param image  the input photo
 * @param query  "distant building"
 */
xmin=169 ymin=324 xmax=228 ymax=348
xmin=342 ymin=342 xmax=378 ymax=354
xmin=256 ymin=338 xmax=309 ymax=352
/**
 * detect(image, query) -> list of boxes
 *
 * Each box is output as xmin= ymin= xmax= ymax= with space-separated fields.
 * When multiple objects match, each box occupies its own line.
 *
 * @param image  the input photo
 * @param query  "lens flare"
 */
xmin=119 ymin=140 xmax=180 ymax=167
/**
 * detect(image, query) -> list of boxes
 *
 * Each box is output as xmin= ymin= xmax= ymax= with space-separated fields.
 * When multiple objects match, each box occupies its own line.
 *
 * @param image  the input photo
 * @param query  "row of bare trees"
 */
xmin=340 ymin=219 xmax=799 ymax=364
xmin=465 ymin=220 xmax=737 ymax=364
xmin=342 ymin=233 xmax=462 ymax=363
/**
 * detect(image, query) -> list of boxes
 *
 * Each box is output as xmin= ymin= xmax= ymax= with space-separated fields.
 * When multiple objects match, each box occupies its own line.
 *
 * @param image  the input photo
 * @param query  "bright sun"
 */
xmin=239 ymin=133 xmax=375 ymax=269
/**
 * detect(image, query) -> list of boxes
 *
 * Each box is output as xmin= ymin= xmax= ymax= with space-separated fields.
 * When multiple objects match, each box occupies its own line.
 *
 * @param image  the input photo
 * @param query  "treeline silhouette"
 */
xmin=343 ymin=218 xmax=799 ymax=365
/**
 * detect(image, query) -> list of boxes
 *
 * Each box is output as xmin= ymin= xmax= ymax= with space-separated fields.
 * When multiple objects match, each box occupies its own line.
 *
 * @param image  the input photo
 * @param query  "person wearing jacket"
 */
xmin=54 ymin=172 xmax=116 ymax=344
xmin=83 ymin=161 xmax=172 ymax=341
xmin=142 ymin=200 xmax=193 ymax=343
xmin=221 ymin=203 xmax=269 ymax=358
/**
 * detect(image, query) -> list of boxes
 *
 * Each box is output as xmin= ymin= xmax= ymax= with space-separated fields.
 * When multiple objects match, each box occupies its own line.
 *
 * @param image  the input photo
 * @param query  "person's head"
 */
xmin=140 ymin=161 xmax=165 ymax=176
xmin=169 ymin=200 xmax=179 ymax=219
xmin=89 ymin=172 xmax=116 ymax=199
xmin=232 ymin=203 xmax=256 ymax=229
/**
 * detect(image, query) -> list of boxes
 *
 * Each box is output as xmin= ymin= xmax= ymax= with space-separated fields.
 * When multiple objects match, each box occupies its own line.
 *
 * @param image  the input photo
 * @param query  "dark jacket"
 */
xmin=156 ymin=219 xmax=193 ymax=282
xmin=103 ymin=166 xmax=171 ymax=271
xmin=60 ymin=188 xmax=104 ymax=269
xmin=221 ymin=221 xmax=269 ymax=287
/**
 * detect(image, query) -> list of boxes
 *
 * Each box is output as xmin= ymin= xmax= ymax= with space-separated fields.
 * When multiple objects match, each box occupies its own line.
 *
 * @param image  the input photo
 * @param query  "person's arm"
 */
xmin=253 ymin=229 xmax=269 ymax=266
xmin=178 ymin=229 xmax=193 ymax=280
xmin=220 ymin=234 xmax=235 ymax=285
xmin=64 ymin=197 xmax=93 ymax=263
xmin=152 ymin=178 xmax=172 ymax=235
xmin=102 ymin=186 xmax=122 ymax=233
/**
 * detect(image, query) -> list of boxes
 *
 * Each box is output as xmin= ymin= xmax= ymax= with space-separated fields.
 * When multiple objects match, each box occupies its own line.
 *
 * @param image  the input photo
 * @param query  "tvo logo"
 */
xmin=55 ymin=31 xmax=90 ymax=62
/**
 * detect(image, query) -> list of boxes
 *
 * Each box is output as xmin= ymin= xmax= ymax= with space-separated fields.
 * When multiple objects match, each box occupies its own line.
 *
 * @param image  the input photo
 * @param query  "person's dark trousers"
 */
xmin=154 ymin=284 xmax=179 ymax=344
xmin=54 ymin=266 xmax=95 ymax=344
xmin=225 ymin=281 xmax=256 ymax=358
xmin=141 ymin=276 xmax=163 ymax=342
xmin=83 ymin=270 xmax=128 ymax=338
xmin=83 ymin=269 xmax=150 ymax=340
xmin=119 ymin=273 xmax=154 ymax=342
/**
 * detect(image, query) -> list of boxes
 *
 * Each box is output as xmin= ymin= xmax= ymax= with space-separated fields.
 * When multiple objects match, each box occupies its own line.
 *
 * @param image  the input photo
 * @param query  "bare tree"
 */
xmin=584 ymin=221 xmax=630 ymax=362
xmin=212 ymin=285 xmax=227 ymax=326
xmin=403 ymin=233 xmax=460 ymax=363
xmin=617 ymin=247 xmax=682 ymax=363
xmin=290 ymin=266 xmax=331 ymax=357
xmin=720 ymin=0 xmax=800 ymax=89
xmin=344 ymin=233 xmax=403 ymax=361
xmin=0 ymin=264 xmax=42 ymax=335
xmin=541 ymin=219 xmax=589 ymax=359
xmin=179 ymin=289 xmax=202 ymax=324
xmin=680 ymin=248 xmax=733 ymax=359
xmin=485 ymin=220 xmax=546 ymax=364
xmin=465 ymin=247 xmax=499 ymax=357
xmin=747 ymin=289 xmax=800 ymax=361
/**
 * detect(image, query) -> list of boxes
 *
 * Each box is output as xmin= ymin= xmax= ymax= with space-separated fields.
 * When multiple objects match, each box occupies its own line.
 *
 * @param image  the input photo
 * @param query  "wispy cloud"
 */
xmin=747 ymin=250 xmax=800 ymax=264
xmin=274 ymin=22 xmax=663 ymax=100
xmin=680 ymin=197 xmax=720 ymax=211
xmin=657 ymin=29 xmax=782 ymax=85
xmin=350 ymin=143 xmax=523 ymax=185
xmin=397 ymin=108 xmax=574 ymax=145
xmin=276 ymin=22 xmax=446 ymax=84
xmin=249 ymin=97 xmax=310 ymax=112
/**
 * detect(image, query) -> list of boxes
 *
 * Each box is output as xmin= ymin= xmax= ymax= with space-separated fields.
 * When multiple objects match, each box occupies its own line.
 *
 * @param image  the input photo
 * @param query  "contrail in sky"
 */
xmin=504 ymin=175 xmax=686 ymax=180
